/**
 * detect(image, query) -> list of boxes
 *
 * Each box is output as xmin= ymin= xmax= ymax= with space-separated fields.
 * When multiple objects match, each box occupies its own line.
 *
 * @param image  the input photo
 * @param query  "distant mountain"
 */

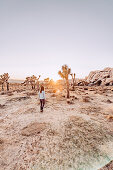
xmin=9 ymin=79 xmax=24 ymax=83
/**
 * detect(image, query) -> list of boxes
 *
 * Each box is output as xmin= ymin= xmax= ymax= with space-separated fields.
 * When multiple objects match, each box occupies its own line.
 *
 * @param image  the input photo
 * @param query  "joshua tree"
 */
xmin=0 ymin=73 xmax=10 ymax=91
xmin=58 ymin=65 xmax=71 ymax=98
xmin=36 ymin=75 xmax=41 ymax=91
xmin=0 ymin=76 xmax=4 ymax=91
xmin=44 ymin=77 xmax=50 ymax=82
xmin=30 ymin=75 xmax=37 ymax=89
xmin=24 ymin=77 xmax=31 ymax=88
xmin=70 ymin=73 xmax=76 ymax=90
xmin=25 ymin=75 xmax=39 ymax=89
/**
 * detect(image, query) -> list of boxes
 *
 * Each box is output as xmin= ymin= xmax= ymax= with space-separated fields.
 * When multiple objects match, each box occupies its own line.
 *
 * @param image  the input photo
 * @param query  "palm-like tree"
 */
xmin=24 ymin=77 xmax=31 ymax=87
xmin=70 ymin=73 xmax=76 ymax=90
xmin=25 ymin=75 xmax=40 ymax=90
xmin=36 ymin=75 xmax=41 ymax=91
xmin=58 ymin=65 xmax=71 ymax=98
xmin=30 ymin=75 xmax=37 ymax=89
xmin=0 ymin=73 xmax=10 ymax=91
xmin=0 ymin=75 xmax=4 ymax=91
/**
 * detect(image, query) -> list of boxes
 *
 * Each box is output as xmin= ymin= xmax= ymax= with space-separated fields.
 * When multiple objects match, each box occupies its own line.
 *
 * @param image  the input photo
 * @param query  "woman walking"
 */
xmin=39 ymin=85 xmax=45 ymax=112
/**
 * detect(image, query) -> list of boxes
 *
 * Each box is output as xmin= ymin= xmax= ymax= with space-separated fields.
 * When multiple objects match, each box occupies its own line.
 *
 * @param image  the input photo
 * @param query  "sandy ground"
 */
xmin=0 ymin=86 xmax=113 ymax=170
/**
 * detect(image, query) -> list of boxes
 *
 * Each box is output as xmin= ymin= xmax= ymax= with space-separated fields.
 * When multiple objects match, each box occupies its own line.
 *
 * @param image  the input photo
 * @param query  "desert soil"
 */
xmin=0 ymin=86 xmax=113 ymax=170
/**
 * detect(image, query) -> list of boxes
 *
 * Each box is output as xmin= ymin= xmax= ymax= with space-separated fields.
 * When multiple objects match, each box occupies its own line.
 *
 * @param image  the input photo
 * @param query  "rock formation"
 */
xmin=86 ymin=67 xmax=113 ymax=86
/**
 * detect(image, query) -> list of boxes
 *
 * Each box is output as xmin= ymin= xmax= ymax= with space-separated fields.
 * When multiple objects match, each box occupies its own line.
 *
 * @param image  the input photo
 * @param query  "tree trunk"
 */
xmin=73 ymin=73 xmax=76 ymax=89
xmin=7 ymin=82 xmax=9 ymax=91
xmin=2 ymin=83 xmax=4 ymax=91
xmin=66 ymin=79 xmax=70 ymax=98
xmin=73 ymin=78 xmax=74 ymax=90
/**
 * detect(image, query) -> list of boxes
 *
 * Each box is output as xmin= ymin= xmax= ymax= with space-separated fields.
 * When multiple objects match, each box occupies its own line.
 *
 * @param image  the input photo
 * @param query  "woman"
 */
xmin=39 ymin=85 xmax=45 ymax=112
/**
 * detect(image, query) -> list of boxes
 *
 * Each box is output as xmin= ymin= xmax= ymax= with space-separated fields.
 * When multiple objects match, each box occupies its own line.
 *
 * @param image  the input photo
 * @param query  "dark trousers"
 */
xmin=40 ymin=99 xmax=45 ymax=111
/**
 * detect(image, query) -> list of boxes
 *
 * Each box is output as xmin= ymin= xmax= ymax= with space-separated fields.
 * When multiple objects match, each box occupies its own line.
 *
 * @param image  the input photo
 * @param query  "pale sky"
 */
xmin=0 ymin=0 xmax=113 ymax=80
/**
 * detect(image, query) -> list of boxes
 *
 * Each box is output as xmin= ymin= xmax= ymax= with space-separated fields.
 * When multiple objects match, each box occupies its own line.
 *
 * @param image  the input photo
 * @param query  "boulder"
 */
xmin=86 ymin=67 xmax=113 ymax=86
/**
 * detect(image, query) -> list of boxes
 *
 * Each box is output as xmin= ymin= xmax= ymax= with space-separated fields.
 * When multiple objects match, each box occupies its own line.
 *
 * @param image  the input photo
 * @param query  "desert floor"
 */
xmin=0 ymin=86 xmax=113 ymax=170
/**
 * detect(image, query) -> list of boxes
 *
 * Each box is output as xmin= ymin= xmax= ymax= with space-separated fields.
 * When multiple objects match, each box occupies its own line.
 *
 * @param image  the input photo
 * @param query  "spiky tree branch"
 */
xmin=58 ymin=65 xmax=71 ymax=98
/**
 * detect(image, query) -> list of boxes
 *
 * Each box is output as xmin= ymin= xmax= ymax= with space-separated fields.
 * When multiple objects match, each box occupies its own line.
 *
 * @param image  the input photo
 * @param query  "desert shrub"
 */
xmin=0 ymin=138 xmax=4 ymax=144
xmin=8 ymin=96 xmax=31 ymax=102
xmin=82 ymin=96 xmax=90 ymax=102
xmin=84 ymin=87 xmax=88 ymax=90
xmin=0 ymin=92 xmax=7 ymax=95
xmin=7 ymin=92 xmax=13 ymax=96
xmin=106 ymin=99 xmax=112 ymax=103
xmin=0 ymin=104 xmax=5 ymax=109
xmin=51 ymin=94 xmax=56 ymax=97
xmin=107 ymin=115 xmax=113 ymax=121
xmin=67 ymin=99 xmax=74 ymax=104
xmin=25 ymin=92 xmax=37 ymax=96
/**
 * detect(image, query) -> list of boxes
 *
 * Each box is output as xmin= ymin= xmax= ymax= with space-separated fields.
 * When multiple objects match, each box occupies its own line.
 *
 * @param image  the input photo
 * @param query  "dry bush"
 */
xmin=25 ymin=92 xmax=37 ymax=96
xmin=81 ymin=96 xmax=90 ymax=102
xmin=89 ymin=88 xmax=95 ymax=91
xmin=51 ymin=94 xmax=56 ymax=97
xmin=47 ymin=90 xmax=53 ymax=93
xmin=46 ymin=129 xmax=59 ymax=136
xmin=62 ymin=95 xmax=65 ymax=98
xmin=106 ymin=99 xmax=112 ymax=103
xmin=70 ymin=95 xmax=78 ymax=100
xmin=67 ymin=99 xmax=74 ymax=104
xmin=0 ymin=138 xmax=4 ymax=144
xmin=80 ymin=106 xmax=102 ymax=115
xmin=53 ymin=89 xmax=57 ymax=93
xmin=0 ymin=91 xmax=13 ymax=96
xmin=74 ymin=96 xmax=78 ymax=99
xmin=0 ymin=138 xmax=4 ymax=150
xmin=16 ymin=89 xmax=25 ymax=93
xmin=0 ymin=92 xmax=7 ymax=95
xmin=0 ymin=104 xmax=5 ymax=109
xmin=7 ymin=92 xmax=13 ymax=96
xmin=107 ymin=115 xmax=113 ymax=121
xmin=21 ymin=122 xmax=47 ymax=136
xmin=8 ymin=96 xmax=31 ymax=102
xmin=23 ymin=108 xmax=36 ymax=114
xmin=84 ymin=87 xmax=88 ymax=90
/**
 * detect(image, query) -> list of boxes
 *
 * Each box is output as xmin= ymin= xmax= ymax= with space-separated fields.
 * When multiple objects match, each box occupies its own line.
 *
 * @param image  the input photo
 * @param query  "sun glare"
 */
xmin=57 ymin=89 xmax=60 ymax=94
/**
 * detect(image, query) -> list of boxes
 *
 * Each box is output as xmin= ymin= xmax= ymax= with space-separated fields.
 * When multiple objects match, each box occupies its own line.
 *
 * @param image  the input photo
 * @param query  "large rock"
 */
xmin=86 ymin=67 xmax=113 ymax=86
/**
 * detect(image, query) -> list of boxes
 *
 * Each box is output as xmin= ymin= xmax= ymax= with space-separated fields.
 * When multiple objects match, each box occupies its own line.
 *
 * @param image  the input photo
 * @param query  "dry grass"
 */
xmin=0 ymin=86 xmax=113 ymax=170
xmin=25 ymin=92 xmax=37 ymax=96
xmin=21 ymin=122 xmax=47 ymax=136
xmin=7 ymin=96 xmax=31 ymax=102
xmin=23 ymin=108 xmax=36 ymax=114
xmin=80 ymin=105 xmax=102 ymax=115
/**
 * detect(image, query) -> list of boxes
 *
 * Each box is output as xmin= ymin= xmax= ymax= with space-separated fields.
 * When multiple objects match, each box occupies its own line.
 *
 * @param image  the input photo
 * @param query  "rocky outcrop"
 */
xmin=76 ymin=79 xmax=89 ymax=86
xmin=86 ymin=67 xmax=113 ymax=86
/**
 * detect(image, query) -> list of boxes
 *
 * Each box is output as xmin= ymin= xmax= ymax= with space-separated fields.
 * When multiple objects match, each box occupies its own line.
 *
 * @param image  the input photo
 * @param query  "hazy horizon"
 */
xmin=0 ymin=0 xmax=113 ymax=80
